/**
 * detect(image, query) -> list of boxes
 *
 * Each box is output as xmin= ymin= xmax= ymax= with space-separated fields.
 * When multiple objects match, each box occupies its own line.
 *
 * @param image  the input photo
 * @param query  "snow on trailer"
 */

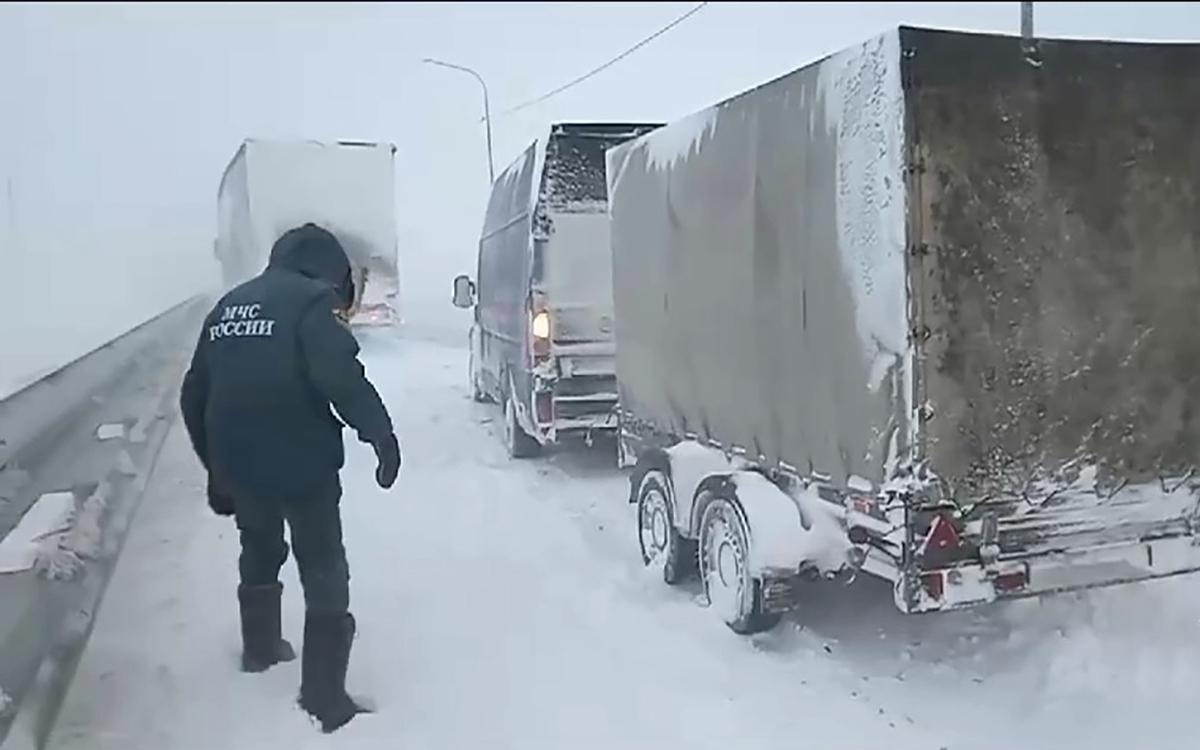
xmin=607 ymin=26 xmax=1200 ymax=633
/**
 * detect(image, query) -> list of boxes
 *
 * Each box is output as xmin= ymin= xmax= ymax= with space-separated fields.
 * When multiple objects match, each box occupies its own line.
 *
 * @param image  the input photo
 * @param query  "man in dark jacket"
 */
xmin=180 ymin=222 xmax=401 ymax=733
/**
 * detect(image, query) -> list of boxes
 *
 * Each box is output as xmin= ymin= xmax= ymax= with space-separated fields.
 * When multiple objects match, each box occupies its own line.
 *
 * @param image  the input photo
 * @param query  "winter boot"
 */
xmin=298 ymin=612 xmax=373 ymax=733
xmin=237 ymin=582 xmax=297 ymax=673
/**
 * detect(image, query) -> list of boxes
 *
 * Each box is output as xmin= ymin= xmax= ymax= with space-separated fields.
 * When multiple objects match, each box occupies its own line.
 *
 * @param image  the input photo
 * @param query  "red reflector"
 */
xmin=921 ymin=572 xmax=944 ymax=601
xmin=925 ymin=514 xmax=961 ymax=553
xmin=535 ymin=392 xmax=554 ymax=424
xmin=993 ymin=570 xmax=1027 ymax=593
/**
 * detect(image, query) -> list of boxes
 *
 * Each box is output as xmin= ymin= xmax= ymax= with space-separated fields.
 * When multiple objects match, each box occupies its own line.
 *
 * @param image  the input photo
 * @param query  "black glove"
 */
xmin=373 ymin=433 xmax=401 ymax=489
xmin=207 ymin=478 xmax=235 ymax=517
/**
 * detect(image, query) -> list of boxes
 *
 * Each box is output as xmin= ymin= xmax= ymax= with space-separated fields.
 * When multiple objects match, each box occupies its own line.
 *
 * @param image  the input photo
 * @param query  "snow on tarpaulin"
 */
xmin=817 ymin=30 xmax=909 ymax=368
xmin=642 ymin=106 xmax=718 ymax=172
xmin=817 ymin=28 xmax=912 ymax=471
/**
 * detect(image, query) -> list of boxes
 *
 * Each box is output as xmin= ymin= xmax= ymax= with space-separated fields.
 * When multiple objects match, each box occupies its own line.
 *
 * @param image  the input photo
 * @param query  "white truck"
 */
xmin=215 ymin=138 xmax=400 ymax=326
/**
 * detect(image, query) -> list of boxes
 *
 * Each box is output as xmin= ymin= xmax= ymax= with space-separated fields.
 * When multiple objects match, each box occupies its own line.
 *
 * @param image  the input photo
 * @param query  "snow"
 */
xmin=818 ymin=30 xmax=908 ymax=362
xmin=42 ymin=331 xmax=1200 ymax=750
xmin=662 ymin=442 xmax=852 ymax=575
xmin=0 ymin=490 xmax=75 ymax=574
xmin=96 ymin=423 xmax=125 ymax=441
xmin=641 ymin=106 xmax=719 ymax=172
xmin=817 ymin=29 xmax=914 ymax=470
xmin=664 ymin=440 xmax=741 ymax=530
xmin=732 ymin=471 xmax=851 ymax=576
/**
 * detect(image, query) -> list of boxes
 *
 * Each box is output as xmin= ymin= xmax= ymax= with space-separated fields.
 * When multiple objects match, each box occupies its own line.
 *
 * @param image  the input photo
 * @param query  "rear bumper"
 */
xmin=904 ymin=533 xmax=1200 ymax=613
xmin=532 ymin=347 xmax=618 ymax=441
xmin=547 ymin=383 xmax=619 ymax=437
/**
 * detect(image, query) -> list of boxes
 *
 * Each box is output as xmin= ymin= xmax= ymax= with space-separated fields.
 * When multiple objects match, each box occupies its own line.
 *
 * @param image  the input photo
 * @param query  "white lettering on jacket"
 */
xmin=209 ymin=303 xmax=276 ymax=342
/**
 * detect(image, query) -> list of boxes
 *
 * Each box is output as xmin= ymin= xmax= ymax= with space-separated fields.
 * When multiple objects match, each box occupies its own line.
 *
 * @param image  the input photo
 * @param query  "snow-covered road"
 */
xmin=47 ymin=330 xmax=1200 ymax=750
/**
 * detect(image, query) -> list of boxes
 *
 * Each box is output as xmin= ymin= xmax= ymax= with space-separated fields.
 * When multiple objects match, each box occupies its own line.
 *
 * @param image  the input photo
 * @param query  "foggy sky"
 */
xmin=2 ymin=2 xmax=1198 ymax=392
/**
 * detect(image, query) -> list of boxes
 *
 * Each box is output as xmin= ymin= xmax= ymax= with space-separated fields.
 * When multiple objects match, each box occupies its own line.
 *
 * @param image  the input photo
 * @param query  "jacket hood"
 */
xmin=267 ymin=223 xmax=355 ymax=308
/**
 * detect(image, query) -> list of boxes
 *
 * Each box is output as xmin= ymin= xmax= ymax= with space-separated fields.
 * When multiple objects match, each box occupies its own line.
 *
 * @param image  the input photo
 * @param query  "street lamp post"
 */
xmin=423 ymin=58 xmax=495 ymax=183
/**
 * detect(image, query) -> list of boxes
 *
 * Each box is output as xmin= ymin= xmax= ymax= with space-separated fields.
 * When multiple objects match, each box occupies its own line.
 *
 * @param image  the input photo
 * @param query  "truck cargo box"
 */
xmin=216 ymin=139 xmax=400 ymax=326
xmin=608 ymin=27 xmax=1200 ymax=619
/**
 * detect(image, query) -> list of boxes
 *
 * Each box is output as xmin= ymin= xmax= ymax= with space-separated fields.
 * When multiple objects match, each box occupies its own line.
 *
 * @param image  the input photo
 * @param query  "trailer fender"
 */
xmin=628 ymin=449 xmax=673 ymax=505
xmin=693 ymin=471 xmax=827 ymax=577
xmin=663 ymin=441 xmax=740 ymax=539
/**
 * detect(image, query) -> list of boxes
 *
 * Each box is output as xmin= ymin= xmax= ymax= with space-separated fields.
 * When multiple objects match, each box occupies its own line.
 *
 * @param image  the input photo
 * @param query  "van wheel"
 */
xmin=468 ymin=334 xmax=490 ymax=403
xmin=471 ymin=375 xmax=490 ymax=404
xmin=503 ymin=390 xmax=541 ymax=459
xmin=637 ymin=470 xmax=695 ymax=585
xmin=698 ymin=493 xmax=782 ymax=635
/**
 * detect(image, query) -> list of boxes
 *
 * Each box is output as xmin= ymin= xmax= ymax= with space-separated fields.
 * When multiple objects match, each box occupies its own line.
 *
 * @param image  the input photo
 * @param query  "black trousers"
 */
xmin=234 ymin=477 xmax=350 ymax=616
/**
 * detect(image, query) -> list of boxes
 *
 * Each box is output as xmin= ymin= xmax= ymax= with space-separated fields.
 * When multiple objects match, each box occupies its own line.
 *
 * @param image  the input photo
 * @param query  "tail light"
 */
xmin=535 ymin=390 xmax=554 ymax=424
xmin=993 ymin=569 xmax=1028 ymax=593
xmin=531 ymin=309 xmax=552 ymax=359
xmin=532 ymin=310 xmax=551 ymax=339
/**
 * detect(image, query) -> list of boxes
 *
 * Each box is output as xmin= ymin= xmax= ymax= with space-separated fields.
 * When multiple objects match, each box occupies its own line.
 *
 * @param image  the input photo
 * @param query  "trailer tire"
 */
xmin=698 ymin=491 xmax=782 ymax=635
xmin=637 ymin=470 xmax=695 ymax=585
xmin=502 ymin=386 xmax=541 ymax=459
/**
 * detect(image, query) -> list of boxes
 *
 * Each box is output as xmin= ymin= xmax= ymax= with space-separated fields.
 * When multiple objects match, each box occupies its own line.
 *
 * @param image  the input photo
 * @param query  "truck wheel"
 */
xmin=637 ymin=470 xmax=695 ymax=585
xmin=698 ymin=493 xmax=782 ymax=635
xmin=503 ymin=390 xmax=541 ymax=459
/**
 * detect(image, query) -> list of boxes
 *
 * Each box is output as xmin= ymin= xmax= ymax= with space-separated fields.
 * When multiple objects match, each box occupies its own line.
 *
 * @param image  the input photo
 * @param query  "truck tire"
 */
xmin=503 ymin=388 xmax=541 ymax=459
xmin=698 ymin=492 xmax=782 ymax=635
xmin=636 ymin=470 xmax=695 ymax=585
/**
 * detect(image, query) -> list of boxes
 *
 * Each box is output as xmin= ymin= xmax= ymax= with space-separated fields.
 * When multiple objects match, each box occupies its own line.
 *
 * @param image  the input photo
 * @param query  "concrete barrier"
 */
xmin=0 ymin=296 xmax=208 ymax=749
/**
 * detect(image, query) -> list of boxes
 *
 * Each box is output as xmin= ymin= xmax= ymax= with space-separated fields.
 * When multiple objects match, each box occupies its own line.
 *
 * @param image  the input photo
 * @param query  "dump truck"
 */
xmin=216 ymin=138 xmax=400 ymax=326
xmin=606 ymin=26 xmax=1200 ymax=633
xmin=453 ymin=123 xmax=660 ymax=457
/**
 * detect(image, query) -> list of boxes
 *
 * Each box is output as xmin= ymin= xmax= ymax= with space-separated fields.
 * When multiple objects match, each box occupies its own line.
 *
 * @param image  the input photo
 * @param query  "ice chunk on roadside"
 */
xmin=96 ymin=423 xmax=125 ymax=441
xmin=0 ymin=491 xmax=75 ymax=573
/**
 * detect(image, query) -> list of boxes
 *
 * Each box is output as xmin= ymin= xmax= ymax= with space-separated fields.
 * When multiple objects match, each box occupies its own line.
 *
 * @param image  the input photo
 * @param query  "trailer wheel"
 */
xmin=698 ymin=492 xmax=782 ymax=635
xmin=502 ymin=386 xmax=541 ymax=459
xmin=637 ymin=470 xmax=695 ymax=585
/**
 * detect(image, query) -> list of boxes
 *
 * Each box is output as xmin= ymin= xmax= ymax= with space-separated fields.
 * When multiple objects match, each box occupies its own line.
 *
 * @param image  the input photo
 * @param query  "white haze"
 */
xmin=1 ymin=1 xmax=1198 ymax=397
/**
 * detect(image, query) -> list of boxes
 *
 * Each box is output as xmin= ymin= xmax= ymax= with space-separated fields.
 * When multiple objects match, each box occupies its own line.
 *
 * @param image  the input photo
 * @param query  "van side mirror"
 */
xmin=452 ymin=274 xmax=476 ymax=309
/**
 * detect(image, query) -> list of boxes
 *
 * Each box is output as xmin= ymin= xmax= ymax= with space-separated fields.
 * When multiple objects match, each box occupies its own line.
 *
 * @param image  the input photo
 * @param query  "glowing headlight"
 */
xmin=531 ymin=310 xmax=551 ymax=340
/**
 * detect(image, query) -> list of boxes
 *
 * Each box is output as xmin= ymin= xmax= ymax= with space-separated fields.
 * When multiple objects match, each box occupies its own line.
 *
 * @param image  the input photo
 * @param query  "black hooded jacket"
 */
xmin=180 ymin=223 xmax=393 ymax=502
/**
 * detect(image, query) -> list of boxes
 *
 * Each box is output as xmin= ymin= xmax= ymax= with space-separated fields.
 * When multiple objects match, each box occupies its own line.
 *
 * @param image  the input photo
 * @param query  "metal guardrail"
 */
xmin=0 ymin=296 xmax=208 ymax=750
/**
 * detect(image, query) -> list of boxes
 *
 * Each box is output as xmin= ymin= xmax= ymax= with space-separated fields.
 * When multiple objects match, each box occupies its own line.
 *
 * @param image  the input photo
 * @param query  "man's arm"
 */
xmin=298 ymin=294 xmax=394 ymax=446
xmin=179 ymin=327 xmax=211 ymax=470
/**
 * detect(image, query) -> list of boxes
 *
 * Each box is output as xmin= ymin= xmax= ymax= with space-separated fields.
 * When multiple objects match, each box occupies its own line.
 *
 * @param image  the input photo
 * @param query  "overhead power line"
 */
xmin=495 ymin=2 xmax=709 ymax=119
